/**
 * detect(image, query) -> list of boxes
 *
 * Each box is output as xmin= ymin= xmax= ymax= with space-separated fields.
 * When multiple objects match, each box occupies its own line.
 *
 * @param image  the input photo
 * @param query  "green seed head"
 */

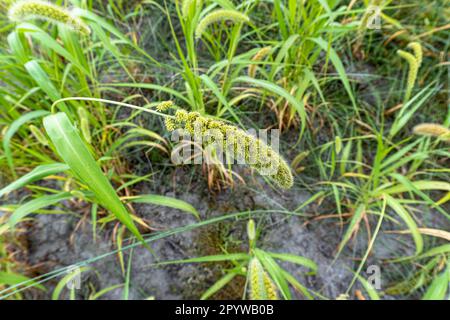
xmin=165 ymin=110 xmax=294 ymax=189
xmin=77 ymin=107 xmax=91 ymax=143
xmin=407 ymin=42 xmax=423 ymax=67
xmin=397 ymin=49 xmax=419 ymax=102
xmin=248 ymin=257 xmax=278 ymax=300
xmin=156 ymin=100 xmax=174 ymax=112
xmin=164 ymin=117 xmax=176 ymax=132
xmin=8 ymin=0 xmax=91 ymax=35
xmin=195 ymin=9 xmax=250 ymax=39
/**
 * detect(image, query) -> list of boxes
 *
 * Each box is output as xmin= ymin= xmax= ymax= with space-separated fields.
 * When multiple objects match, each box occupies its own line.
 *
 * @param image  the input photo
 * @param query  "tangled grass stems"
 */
xmin=8 ymin=0 xmax=90 ymax=35
xmin=195 ymin=9 xmax=250 ymax=39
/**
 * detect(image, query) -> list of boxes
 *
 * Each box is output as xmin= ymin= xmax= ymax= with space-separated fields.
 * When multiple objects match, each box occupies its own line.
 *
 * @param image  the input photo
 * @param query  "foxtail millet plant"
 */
xmin=8 ymin=0 xmax=91 ymax=35
xmin=397 ymin=42 xmax=422 ymax=102
xmin=195 ymin=9 xmax=250 ymax=39
xmin=164 ymin=110 xmax=294 ymax=189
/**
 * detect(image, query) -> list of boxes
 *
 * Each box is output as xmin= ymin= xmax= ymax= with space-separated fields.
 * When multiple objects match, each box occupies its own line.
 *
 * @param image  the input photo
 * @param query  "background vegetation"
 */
xmin=0 ymin=0 xmax=448 ymax=300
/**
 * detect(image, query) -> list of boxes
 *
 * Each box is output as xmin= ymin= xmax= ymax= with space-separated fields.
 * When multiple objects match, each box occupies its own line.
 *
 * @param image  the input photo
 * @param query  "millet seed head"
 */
xmin=165 ymin=110 xmax=294 ymax=189
xmin=8 ymin=0 xmax=91 ymax=35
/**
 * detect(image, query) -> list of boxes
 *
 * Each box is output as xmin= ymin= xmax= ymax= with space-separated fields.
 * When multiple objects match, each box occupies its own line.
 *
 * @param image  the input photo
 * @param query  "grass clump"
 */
xmin=0 ymin=0 xmax=448 ymax=301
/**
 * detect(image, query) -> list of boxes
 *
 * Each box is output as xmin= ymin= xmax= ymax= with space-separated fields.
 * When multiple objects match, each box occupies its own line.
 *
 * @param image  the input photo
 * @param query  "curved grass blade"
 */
xmin=374 ymin=180 xmax=450 ymax=196
xmin=0 ymin=272 xmax=45 ymax=291
xmin=280 ymin=269 xmax=314 ymax=300
xmin=42 ymin=112 xmax=146 ymax=245
xmin=355 ymin=274 xmax=381 ymax=300
xmin=89 ymin=283 xmax=124 ymax=300
xmin=24 ymin=60 xmax=70 ymax=115
xmin=124 ymin=194 xmax=200 ymax=219
xmin=384 ymin=194 xmax=423 ymax=256
xmin=268 ymin=252 xmax=317 ymax=274
xmin=9 ymin=192 xmax=73 ymax=228
xmin=201 ymin=271 xmax=238 ymax=300
xmin=52 ymin=267 xmax=90 ymax=300
xmin=17 ymin=23 xmax=90 ymax=75
xmin=0 ymin=163 xmax=69 ymax=198
xmin=337 ymin=203 xmax=365 ymax=255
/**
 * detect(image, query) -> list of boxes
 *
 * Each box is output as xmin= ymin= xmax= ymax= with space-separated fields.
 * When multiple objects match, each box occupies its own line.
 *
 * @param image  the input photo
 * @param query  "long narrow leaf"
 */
xmin=0 ymin=272 xmax=45 ymax=291
xmin=0 ymin=163 xmax=69 ymax=198
xmin=337 ymin=203 xmax=365 ymax=254
xmin=9 ymin=192 xmax=73 ymax=228
xmin=384 ymin=194 xmax=423 ymax=255
xmin=43 ymin=112 xmax=145 ymax=245
xmin=124 ymin=194 xmax=200 ymax=219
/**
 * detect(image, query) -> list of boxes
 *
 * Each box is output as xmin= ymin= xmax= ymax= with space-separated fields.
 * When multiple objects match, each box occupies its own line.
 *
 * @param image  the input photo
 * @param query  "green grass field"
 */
xmin=0 ymin=0 xmax=448 ymax=300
